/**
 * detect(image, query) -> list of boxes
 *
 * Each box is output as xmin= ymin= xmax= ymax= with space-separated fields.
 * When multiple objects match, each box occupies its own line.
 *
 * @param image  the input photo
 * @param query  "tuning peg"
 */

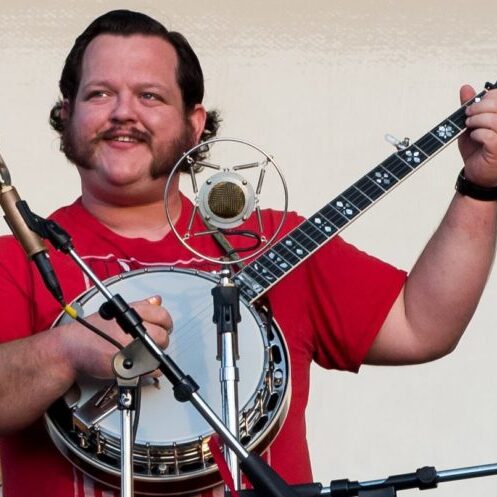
xmin=385 ymin=134 xmax=410 ymax=151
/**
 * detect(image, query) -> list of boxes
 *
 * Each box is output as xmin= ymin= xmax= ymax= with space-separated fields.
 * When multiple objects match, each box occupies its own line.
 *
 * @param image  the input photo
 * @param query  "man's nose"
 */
xmin=110 ymin=94 xmax=137 ymax=123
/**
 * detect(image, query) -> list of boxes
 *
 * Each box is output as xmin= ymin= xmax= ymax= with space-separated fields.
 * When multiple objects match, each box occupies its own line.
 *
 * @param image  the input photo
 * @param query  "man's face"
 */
xmin=61 ymin=34 xmax=203 ymax=200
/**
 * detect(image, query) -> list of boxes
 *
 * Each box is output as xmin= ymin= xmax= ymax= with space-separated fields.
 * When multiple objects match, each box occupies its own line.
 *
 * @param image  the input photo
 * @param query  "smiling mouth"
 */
xmin=109 ymin=135 xmax=139 ymax=143
xmin=99 ymin=127 xmax=151 ymax=145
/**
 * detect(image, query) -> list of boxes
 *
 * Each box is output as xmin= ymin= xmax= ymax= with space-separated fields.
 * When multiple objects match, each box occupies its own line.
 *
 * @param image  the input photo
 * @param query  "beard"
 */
xmin=61 ymin=118 xmax=195 ymax=180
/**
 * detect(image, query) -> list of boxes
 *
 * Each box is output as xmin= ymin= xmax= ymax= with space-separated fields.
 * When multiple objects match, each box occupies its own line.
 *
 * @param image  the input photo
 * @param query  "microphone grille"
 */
xmin=208 ymin=182 xmax=245 ymax=219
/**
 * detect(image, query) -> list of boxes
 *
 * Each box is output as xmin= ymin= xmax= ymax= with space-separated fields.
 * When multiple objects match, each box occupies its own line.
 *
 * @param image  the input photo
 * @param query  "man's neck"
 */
xmin=81 ymin=189 xmax=182 ymax=242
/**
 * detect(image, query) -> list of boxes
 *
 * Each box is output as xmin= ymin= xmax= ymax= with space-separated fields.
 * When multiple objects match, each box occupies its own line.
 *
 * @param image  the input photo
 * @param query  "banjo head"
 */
xmin=45 ymin=267 xmax=290 ymax=495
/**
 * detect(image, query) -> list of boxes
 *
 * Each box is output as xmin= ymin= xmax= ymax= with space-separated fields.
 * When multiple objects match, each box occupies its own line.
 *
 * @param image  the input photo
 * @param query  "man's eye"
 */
xmin=87 ymin=90 xmax=110 ymax=99
xmin=141 ymin=92 xmax=162 ymax=102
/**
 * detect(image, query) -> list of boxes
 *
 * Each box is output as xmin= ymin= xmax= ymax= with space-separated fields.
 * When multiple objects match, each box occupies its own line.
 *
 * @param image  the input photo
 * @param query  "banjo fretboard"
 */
xmin=233 ymin=84 xmax=495 ymax=303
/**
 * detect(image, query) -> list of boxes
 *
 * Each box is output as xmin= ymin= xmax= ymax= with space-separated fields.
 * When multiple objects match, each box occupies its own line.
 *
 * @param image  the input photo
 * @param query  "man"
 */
xmin=0 ymin=8 xmax=496 ymax=497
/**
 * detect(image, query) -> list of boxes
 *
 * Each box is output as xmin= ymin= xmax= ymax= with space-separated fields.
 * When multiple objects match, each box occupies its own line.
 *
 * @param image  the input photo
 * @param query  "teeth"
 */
xmin=112 ymin=136 xmax=136 ymax=142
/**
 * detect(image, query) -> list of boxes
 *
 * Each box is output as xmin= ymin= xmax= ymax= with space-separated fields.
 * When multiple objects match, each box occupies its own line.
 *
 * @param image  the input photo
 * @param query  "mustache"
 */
xmin=94 ymin=127 xmax=152 ymax=145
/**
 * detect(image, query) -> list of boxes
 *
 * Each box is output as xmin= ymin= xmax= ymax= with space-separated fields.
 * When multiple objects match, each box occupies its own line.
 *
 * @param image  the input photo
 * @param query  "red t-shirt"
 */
xmin=0 ymin=197 xmax=406 ymax=497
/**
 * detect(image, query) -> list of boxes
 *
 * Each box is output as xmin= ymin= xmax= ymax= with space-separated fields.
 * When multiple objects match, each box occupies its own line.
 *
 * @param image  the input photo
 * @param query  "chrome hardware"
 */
xmin=385 ymin=133 xmax=410 ymax=151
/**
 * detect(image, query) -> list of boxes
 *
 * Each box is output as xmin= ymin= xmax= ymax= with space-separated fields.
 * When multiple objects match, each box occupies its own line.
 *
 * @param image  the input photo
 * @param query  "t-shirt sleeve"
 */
xmin=306 ymin=236 xmax=407 ymax=372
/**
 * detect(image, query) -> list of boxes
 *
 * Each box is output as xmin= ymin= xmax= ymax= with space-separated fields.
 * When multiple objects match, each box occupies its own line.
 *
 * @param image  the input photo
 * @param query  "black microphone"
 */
xmin=0 ymin=155 xmax=64 ymax=303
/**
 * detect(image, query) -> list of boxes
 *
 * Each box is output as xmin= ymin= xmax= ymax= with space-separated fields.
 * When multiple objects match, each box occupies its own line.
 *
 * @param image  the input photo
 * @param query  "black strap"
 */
xmin=455 ymin=168 xmax=497 ymax=201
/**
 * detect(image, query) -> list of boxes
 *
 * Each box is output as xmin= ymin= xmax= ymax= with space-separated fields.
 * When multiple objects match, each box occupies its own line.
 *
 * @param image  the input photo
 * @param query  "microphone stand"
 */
xmin=229 ymin=461 xmax=497 ymax=497
xmin=24 ymin=207 xmax=300 ymax=497
xmin=115 ymin=376 xmax=139 ymax=497
xmin=212 ymin=267 xmax=242 ymax=490
xmin=324 ymin=462 xmax=497 ymax=497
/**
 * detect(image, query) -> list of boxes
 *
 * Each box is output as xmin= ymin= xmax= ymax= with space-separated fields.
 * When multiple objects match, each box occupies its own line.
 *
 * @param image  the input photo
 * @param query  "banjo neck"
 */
xmin=233 ymin=83 xmax=496 ymax=304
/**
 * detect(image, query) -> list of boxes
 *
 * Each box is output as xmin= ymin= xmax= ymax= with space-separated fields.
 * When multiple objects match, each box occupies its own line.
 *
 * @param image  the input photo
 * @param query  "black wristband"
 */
xmin=455 ymin=169 xmax=497 ymax=201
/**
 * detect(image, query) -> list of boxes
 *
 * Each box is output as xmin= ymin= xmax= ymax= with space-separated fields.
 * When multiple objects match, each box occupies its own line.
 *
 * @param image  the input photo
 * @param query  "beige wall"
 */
xmin=1 ymin=1 xmax=497 ymax=496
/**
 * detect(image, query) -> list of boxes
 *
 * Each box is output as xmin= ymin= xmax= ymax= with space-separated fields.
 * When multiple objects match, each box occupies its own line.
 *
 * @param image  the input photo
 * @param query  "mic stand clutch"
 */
xmin=112 ymin=338 xmax=164 ymax=497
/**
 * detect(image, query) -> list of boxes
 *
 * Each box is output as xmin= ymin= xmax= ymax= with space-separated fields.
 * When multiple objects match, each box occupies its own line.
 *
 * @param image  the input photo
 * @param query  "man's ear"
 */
xmin=188 ymin=104 xmax=207 ymax=144
xmin=60 ymin=99 xmax=71 ymax=121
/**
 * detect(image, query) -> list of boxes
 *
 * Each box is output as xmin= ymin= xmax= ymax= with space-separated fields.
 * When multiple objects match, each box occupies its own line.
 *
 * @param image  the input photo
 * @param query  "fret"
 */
xmin=322 ymin=198 xmax=358 ymax=224
xmin=396 ymin=145 xmax=428 ymax=169
xmin=265 ymin=249 xmax=293 ymax=273
xmin=430 ymin=121 xmax=460 ymax=144
xmin=244 ymin=264 xmax=273 ymax=288
xmin=469 ymin=90 xmax=488 ymax=104
xmin=234 ymin=82 xmax=492 ymax=303
xmin=329 ymin=194 xmax=361 ymax=220
xmin=299 ymin=221 xmax=331 ymax=244
xmin=238 ymin=284 xmax=255 ymax=301
xmin=342 ymin=186 xmax=372 ymax=210
xmin=381 ymin=155 xmax=413 ymax=180
xmin=447 ymin=107 xmax=466 ymax=130
xmin=280 ymin=235 xmax=310 ymax=259
xmin=415 ymin=133 xmax=445 ymax=156
xmin=234 ymin=272 xmax=265 ymax=299
xmin=308 ymin=217 xmax=338 ymax=238
xmin=288 ymin=229 xmax=319 ymax=257
xmin=272 ymin=242 xmax=301 ymax=266
xmin=257 ymin=253 xmax=285 ymax=278
xmin=355 ymin=175 xmax=385 ymax=200
xmin=448 ymin=90 xmax=485 ymax=130
xmin=251 ymin=260 xmax=278 ymax=283
xmin=259 ymin=251 xmax=288 ymax=276
xmin=291 ymin=227 xmax=321 ymax=252
xmin=240 ymin=287 xmax=254 ymax=301
xmin=366 ymin=165 xmax=398 ymax=192
xmin=309 ymin=208 xmax=344 ymax=234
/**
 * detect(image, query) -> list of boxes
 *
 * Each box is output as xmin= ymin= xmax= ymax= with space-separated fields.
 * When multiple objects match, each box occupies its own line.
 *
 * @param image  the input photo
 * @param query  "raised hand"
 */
xmin=459 ymin=84 xmax=497 ymax=187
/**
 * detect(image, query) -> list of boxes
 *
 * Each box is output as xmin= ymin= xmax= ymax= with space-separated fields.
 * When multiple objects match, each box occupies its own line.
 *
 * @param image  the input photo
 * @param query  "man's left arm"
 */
xmin=366 ymin=85 xmax=497 ymax=365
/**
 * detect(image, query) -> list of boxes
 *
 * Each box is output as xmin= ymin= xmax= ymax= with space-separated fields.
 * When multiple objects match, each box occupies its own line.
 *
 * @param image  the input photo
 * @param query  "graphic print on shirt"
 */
xmin=79 ymin=253 xmax=209 ymax=290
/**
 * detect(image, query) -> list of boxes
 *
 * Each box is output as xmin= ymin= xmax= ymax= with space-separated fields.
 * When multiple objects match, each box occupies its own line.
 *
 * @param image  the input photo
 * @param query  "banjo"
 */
xmin=45 ymin=83 xmax=494 ymax=495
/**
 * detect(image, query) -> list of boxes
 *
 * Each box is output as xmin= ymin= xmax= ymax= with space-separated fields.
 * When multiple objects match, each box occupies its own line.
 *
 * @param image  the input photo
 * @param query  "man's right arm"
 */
xmin=0 ymin=297 xmax=172 ymax=436
xmin=0 ymin=326 xmax=75 ymax=435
